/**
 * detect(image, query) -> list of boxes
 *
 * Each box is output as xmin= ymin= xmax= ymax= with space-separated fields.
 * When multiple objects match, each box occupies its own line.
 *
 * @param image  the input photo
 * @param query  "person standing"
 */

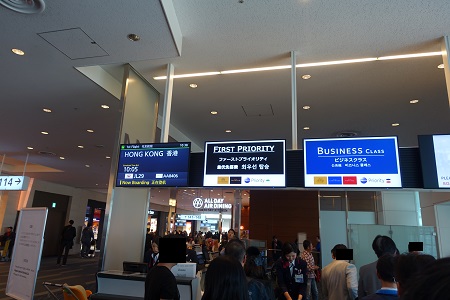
xmin=300 ymin=240 xmax=319 ymax=300
xmin=1 ymin=227 xmax=15 ymax=259
xmin=80 ymin=223 xmax=94 ymax=258
xmin=321 ymin=244 xmax=358 ymax=300
xmin=57 ymin=220 xmax=76 ymax=266
xmin=361 ymin=254 xmax=398 ymax=300
xmin=274 ymin=242 xmax=308 ymax=300
xmin=358 ymin=235 xmax=398 ymax=299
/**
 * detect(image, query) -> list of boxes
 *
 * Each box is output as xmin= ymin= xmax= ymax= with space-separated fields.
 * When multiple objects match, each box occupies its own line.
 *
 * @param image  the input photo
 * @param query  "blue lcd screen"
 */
xmin=303 ymin=136 xmax=402 ymax=188
xmin=116 ymin=142 xmax=191 ymax=187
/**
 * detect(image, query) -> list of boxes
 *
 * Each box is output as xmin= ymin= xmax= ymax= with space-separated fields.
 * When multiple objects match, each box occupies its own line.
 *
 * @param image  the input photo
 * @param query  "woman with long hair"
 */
xmin=202 ymin=255 xmax=250 ymax=300
xmin=274 ymin=242 xmax=308 ymax=300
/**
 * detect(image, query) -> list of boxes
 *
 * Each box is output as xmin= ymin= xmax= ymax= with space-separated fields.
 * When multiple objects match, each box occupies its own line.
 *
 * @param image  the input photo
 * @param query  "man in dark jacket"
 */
xmin=57 ymin=220 xmax=76 ymax=266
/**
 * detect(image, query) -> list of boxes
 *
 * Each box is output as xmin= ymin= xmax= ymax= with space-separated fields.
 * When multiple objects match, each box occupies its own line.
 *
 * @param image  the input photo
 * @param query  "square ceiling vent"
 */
xmin=38 ymin=28 xmax=108 ymax=60
xmin=241 ymin=104 xmax=274 ymax=117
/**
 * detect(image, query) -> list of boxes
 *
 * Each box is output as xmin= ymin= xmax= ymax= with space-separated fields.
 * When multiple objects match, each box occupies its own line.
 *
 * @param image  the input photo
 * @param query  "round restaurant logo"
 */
xmin=193 ymin=197 xmax=203 ymax=209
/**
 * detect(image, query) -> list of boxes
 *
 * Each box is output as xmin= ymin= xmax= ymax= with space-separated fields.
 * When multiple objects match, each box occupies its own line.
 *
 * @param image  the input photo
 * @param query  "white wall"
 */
xmin=378 ymin=191 xmax=420 ymax=225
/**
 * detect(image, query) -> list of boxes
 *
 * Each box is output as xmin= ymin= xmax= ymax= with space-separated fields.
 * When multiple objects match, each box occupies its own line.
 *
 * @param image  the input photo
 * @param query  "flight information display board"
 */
xmin=304 ymin=136 xmax=402 ymax=188
xmin=418 ymin=134 xmax=450 ymax=189
xmin=116 ymin=142 xmax=191 ymax=187
xmin=203 ymin=139 xmax=286 ymax=187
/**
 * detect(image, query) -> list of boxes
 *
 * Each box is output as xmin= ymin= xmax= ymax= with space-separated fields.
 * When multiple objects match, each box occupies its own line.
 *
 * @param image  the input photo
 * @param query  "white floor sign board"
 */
xmin=6 ymin=207 xmax=48 ymax=300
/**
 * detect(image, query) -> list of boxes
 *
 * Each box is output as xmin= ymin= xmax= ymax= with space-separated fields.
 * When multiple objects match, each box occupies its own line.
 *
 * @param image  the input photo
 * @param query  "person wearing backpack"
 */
xmin=57 ymin=220 xmax=76 ymax=266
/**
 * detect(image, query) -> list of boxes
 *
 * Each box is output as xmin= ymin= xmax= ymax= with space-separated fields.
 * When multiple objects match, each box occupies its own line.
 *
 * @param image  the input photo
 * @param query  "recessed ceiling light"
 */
xmin=189 ymin=83 xmax=198 ymax=88
xmin=85 ymin=164 xmax=90 ymax=167
xmin=437 ymin=64 xmax=444 ymax=69
xmin=302 ymin=105 xmax=311 ymax=110
xmin=11 ymin=48 xmax=25 ymax=56
xmin=210 ymin=111 xmax=218 ymax=115
xmin=225 ymin=129 xmax=232 ymax=133
xmin=392 ymin=123 xmax=400 ymax=127
xmin=127 ymin=33 xmax=140 ymax=42
xmin=303 ymin=127 xmax=310 ymax=130
xmin=78 ymin=145 xmax=84 ymax=149
xmin=106 ymin=156 xmax=111 ymax=159
xmin=27 ymin=146 xmax=33 ymax=150
xmin=59 ymin=157 xmax=65 ymax=160
xmin=101 ymin=104 xmax=110 ymax=109
xmin=41 ymin=131 xmax=49 ymax=135
xmin=43 ymin=108 xmax=52 ymax=113
xmin=302 ymin=74 xmax=311 ymax=80
xmin=410 ymin=99 xmax=419 ymax=104
xmin=87 ymin=129 xmax=94 ymax=133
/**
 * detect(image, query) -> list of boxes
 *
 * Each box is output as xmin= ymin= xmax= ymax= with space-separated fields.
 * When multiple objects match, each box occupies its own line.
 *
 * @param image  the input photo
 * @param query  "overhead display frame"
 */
xmin=303 ymin=136 xmax=402 ymax=188
xmin=116 ymin=142 xmax=191 ymax=187
xmin=418 ymin=134 xmax=450 ymax=189
xmin=203 ymin=139 xmax=286 ymax=187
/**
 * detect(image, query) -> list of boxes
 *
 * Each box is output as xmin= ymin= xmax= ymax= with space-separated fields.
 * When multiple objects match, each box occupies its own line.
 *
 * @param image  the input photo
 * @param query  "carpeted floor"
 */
xmin=0 ymin=254 xmax=100 ymax=300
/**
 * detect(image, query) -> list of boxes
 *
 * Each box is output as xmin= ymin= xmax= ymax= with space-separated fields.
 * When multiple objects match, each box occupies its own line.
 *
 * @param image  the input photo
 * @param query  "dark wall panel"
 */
xmin=248 ymin=190 xmax=319 ymax=251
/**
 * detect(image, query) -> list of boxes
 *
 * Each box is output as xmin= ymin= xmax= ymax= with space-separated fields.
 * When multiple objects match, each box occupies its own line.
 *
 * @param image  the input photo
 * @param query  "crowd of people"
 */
xmin=141 ymin=230 xmax=448 ymax=300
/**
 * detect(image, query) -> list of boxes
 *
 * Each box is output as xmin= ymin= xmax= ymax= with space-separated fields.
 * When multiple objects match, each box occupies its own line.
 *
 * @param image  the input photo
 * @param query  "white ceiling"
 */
xmin=1 ymin=0 xmax=450 ymax=202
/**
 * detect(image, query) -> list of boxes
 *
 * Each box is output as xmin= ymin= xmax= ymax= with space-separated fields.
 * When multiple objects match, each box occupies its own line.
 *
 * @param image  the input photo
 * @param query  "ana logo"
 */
xmin=360 ymin=177 xmax=367 ymax=184
xmin=244 ymin=177 xmax=251 ymax=183
xmin=193 ymin=198 xmax=203 ymax=209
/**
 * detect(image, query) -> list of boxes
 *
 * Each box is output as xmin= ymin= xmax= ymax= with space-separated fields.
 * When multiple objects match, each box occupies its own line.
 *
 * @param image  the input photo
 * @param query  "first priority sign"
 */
xmin=0 ymin=176 xmax=30 ymax=191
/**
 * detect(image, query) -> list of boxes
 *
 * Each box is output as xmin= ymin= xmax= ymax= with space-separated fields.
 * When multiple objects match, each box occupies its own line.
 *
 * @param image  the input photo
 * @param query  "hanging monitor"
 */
xmin=116 ymin=142 xmax=191 ymax=187
xmin=418 ymin=134 xmax=450 ymax=189
xmin=203 ymin=139 xmax=286 ymax=187
xmin=303 ymin=136 xmax=402 ymax=188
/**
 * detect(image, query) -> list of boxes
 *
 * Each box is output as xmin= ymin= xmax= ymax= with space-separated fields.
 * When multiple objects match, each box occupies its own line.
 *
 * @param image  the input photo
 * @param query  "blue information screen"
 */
xmin=304 ymin=137 xmax=402 ymax=188
xmin=116 ymin=142 xmax=191 ymax=187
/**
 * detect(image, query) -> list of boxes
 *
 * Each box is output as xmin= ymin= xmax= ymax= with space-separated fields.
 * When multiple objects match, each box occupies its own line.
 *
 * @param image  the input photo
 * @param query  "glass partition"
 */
xmin=349 ymin=224 xmax=437 ymax=270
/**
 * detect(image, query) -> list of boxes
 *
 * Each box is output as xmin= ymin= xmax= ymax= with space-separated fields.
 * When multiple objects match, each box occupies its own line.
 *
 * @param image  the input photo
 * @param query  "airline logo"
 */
xmin=343 ymin=176 xmax=357 ymax=184
xmin=328 ymin=176 xmax=342 ymax=184
xmin=314 ymin=177 xmax=327 ymax=184
xmin=217 ymin=176 xmax=229 ymax=184
xmin=230 ymin=177 xmax=242 ymax=184
xmin=360 ymin=177 xmax=368 ymax=184
xmin=125 ymin=173 xmax=133 ymax=179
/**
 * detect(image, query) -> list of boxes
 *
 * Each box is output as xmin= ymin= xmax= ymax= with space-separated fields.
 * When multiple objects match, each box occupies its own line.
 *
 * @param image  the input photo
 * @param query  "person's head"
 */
xmin=244 ymin=255 xmax=265 ymax=279
xmin=6 ymin=227 xmax=12 ymax=233
xmin=316 ymin=236 xmax=320 ymax=242
xmin=69 ymin=220 xmax=74 ymax=225
xmin=401 ymin=257 xmax=450 ymax=300
xmin=224 ymin=238 xmax=246 ymax=265
xmin=372 ymin=235 xmax=398 ymax=258
xmin=376 ymin=253 xmax=396 ymax=283
xmin=227 ymin=228 xmax=236 ymax=240
xmin=202 ymin=255 xmax=250 ymax=300
xmin=303 ymin=240 xmax=312 ymax=252
xmin=331 ymin=244 xmax=347 ymax=259
xmin=151 ymin=242 xmax=159 ymax=254
xmin=246 ymin=246 xmax=260 ymax=258
xmin=394 ymin=252 xmax=436 ymax=296
xmin=281 ymin=242 xmax=297 ymax=263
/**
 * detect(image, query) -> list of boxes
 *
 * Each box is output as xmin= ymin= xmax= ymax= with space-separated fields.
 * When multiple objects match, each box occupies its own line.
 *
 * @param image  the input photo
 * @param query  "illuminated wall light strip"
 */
xmin=152 ymin=51 xmax=443 ymax=80
xmin=220 ymin=65 xmax=291 ymax=74
xmin=153 ymin=72 xmax=220 ymax=80
xmin=297 ymin=57 xmax=378 ymax=68
xmin=377 ymin=51 xmax=442 ymax=61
